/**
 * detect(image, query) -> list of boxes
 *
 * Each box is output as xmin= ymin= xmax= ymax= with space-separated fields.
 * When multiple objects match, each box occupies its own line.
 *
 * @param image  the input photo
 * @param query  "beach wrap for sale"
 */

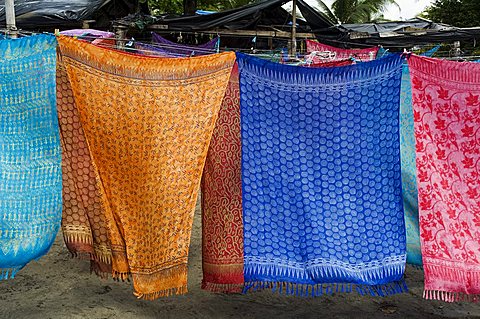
xmin=408 ymin=55 xmax=480 ymax=302
xmin=57 ymin=36 xmax=235 ymax=299
xmin=0 ymin=34 xmax=62 ymax=279
xmin=237 ymin=52 xmax=407 ymax=296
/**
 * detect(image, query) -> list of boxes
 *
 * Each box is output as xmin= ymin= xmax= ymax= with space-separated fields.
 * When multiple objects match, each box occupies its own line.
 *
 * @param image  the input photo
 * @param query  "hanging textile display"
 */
xmin=152 ymin=32 xmax=218 ymax=56
xmin=306 ymin=40 xmax=378 ymax=62
xmin=237 ymin=52 xmax=407 ymax=296
xmin=307 ymin=59 xmax=354 ymax=68
xmin=201 ymin=64 xmax=245 ymax=293
xmin=57 ymin=36 xmax=235 ymax=299
xmin=400 ymin=65 xmax=422 ymax=266
xmin=135 ymin=42 xmax=177 ymax=57
xmin=0 ymin=34 xmax=62 ymax=279
xmin=59 ymin=29 xmax=114 ymax=38
xmin=408 ymin=55 xmax=480 ymax=302
xmin=57 ymin=59 xmax=112 ymax=276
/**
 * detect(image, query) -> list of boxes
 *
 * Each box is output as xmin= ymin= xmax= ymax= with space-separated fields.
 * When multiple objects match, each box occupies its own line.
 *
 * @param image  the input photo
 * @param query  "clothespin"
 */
xmin=401 ymin=48 xmax=411 ymax=59
xmin=54 ymin=29 xmax=60 ymax=36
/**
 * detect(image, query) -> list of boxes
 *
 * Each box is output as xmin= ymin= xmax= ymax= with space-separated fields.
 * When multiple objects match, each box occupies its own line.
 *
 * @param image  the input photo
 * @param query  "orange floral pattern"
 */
xmin=57 ymin=36 xmax=235 ymax=299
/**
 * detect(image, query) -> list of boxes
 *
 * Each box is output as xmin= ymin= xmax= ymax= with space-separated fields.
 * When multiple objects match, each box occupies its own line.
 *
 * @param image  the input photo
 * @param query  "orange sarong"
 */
xmin=57 ymin=36 xmax=235 ymax=299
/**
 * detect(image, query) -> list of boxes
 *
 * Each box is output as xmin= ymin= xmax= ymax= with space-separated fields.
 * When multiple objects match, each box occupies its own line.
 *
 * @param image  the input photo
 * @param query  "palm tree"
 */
xmin=314 ymin=0 xmax=400 ymax=24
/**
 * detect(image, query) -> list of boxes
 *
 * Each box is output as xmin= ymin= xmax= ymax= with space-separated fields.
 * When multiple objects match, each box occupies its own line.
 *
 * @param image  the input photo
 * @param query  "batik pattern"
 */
xmin=238 ymin=53 xmax=407 ymax=296
xmin=409 ymin=55 xmax=480 ymax=302
xmin=0 ymin=34 xmax=62 ymax=279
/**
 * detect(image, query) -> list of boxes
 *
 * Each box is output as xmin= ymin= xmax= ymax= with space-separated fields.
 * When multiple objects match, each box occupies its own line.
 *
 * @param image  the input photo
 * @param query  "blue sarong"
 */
xmin=237 ymin=52 xmax=407 ymax=296
xmin=400 ymin=65 xmax=422 ymax=266
xmin=0 ymin=34 xmax=62 ymax=279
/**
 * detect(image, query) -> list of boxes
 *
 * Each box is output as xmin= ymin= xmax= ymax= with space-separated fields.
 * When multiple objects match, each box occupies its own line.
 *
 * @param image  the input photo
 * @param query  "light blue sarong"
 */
xmin=0 ymin=34 xmax=62 ymax=279
xmin=400 ymin=65 xmax=422 ymax=266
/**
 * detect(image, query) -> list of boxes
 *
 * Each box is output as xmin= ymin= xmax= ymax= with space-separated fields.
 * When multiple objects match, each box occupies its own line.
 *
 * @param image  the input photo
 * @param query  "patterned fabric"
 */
xmin=237 ymin=52 xmax=407 ymax=295
xmin=400 ymin=65 xmax=422 ymax=266
xmin=201 ymin=64 xmax=244 ymax=293
xmin=306 ymin=40 xmax=378 ymax=62
xmin=408 ymin=55 xmax=480 ymax=302
xmin=152 ymin=32 xmax=218 ymax=56
xmin=376 ymin=47 xmax=390 ymax=59
xmin=60 ymin=29 xmax=114 ymax=38
xmin=57 ymin=36 xmax=235 ymax=299
xmin=307 ymin=59 xmax=354 ymax=68
xmin=134 ymin=42 xmax=178 ymax=57
xmin=57 ymin=59 xmax=112 ymax=276
xmin=0 ymin=34 xmax=62 ymax=279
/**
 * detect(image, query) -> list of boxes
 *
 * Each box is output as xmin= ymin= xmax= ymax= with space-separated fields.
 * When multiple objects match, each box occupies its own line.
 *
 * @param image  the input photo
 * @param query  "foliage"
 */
xmin=148 ymin=0 xmax=253 ymax=14
xmin=315 ymin=0 xmax=399 ymax=24
xmin=423 ymin=0 xmax=480 ymax=28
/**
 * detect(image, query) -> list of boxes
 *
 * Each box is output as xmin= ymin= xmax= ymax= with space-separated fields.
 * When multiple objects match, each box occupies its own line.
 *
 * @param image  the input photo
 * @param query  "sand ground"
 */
xmin=1 ymin=199 xmax=480 ymax=319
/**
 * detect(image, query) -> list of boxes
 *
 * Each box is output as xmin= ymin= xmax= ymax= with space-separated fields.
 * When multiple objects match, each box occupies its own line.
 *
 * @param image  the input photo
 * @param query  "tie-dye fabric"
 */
xmin=0 ymin=34 xmax=62 ymax=279
xmin=237 ymin=52 xmax=407 ymax=296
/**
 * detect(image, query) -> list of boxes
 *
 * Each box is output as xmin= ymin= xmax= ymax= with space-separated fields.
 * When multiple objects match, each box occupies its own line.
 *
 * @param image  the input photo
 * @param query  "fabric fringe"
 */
xmin=0 ymin=267 xmax=22 ymax=280
xmin=243 ymin=279 xmax=408 ymax=297
xmin=201 ymin=281 xmax=244 ymax=294
xmin=133 ymin=285 xmax=188 ymax=300
xmin=62 ymin=230 xmax=93 ymax=246
xmin=423 ymin=290 xmax=480 ymax=303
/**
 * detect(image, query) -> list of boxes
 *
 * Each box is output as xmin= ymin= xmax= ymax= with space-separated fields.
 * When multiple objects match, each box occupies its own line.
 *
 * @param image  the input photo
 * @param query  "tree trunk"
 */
xmin=183 ymin=0 xmax=197 ymax=16
xmin=137 ymin=0 xmax=150 ymax=14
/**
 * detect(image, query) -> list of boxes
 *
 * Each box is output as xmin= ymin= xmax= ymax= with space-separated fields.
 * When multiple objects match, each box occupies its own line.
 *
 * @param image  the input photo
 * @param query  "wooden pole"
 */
xmin=290 ymin=0 xmax=297 ymax=56
xmin=5 ymin=0 xmax=18 ymax=38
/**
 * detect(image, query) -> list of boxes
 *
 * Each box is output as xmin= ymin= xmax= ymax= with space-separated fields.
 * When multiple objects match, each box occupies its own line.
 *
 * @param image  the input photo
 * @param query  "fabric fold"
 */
xmin=237 ymin=52 xmax=407 ymax=296
xmin=0 ymin=34 xmax=62 ymax=279
xmin=57 ymin=35 xmax=235 ymax=299
xmin=408 ymin=55 xmax=480 ymax=302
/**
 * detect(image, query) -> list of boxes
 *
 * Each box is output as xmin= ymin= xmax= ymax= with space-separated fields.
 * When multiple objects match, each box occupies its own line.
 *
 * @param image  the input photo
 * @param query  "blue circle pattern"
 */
xmin=238 ymin=53 xmax=406 ymax=286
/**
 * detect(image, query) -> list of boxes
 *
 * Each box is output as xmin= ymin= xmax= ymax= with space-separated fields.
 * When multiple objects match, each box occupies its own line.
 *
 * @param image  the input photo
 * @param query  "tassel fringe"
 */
xmin=133 ymin=285 xmax=188 ymax=300
xmin=0 ymin=267 xmax=22 ymax=280
xmin=201 ymin=281 xmax=244 ymax=294
xmin=243 ymin=279 xmax=408 ymax=297
xmin=423 ymin=290 xmax=480 ymax=303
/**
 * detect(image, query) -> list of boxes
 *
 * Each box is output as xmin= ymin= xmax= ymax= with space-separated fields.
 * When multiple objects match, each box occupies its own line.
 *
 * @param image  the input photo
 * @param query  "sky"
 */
xmin=319 ymin=0 xmax=434 ymax=21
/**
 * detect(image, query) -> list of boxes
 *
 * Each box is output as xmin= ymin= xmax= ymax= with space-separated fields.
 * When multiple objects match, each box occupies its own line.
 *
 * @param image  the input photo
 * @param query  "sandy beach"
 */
xmin=1 ymin=199 xmax=480 ymax=319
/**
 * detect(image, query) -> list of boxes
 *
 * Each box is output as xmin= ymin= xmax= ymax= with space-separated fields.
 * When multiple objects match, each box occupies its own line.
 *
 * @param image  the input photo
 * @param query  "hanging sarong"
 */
xmin=60 ymin=29 xmax=114 ymax=38
xmin=306 ymin=40 xmax=378 ymax=62
xmin=201 ymin=64 xmax=244 ymax=293
xmin=307 ymin=59 xmax=354 ymax=68
xmin=400 ymin=65 xmax=421 ymax=266
xmin=152 ymin=32 xmax=218 ymax=56
xmin=237 ymin=52 xmax=407 ymax=296
xmin=408 ymin=55 xmax=480 ymax=302
xmin=135 ymin=42 xmax=179 ymax=57
xmin=57 ymin=36 xmax=235 ymax=299
xmin=0 ymin=34 xmax=62 ymax=279
xmin=57 ymin=58 xmax=113 ymax=276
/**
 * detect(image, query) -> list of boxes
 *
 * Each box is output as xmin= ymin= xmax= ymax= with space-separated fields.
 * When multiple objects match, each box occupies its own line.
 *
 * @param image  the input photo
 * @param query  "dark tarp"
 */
xmin=116 ymin=0 xmax=335 ymax=32
xmin=0 ymin=0 xmax=146 ymax=28
xmin=0 ymin=0 xmax=109 ymax=27
xmin=315 ymin=18 xmax=480 ymax=48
